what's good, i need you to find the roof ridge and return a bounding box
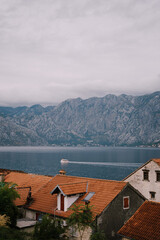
[57,174,126,184]
[9,171,53,178]
[59,181,87,186]
[31,176,56,196]
[0,168,25,173]
[123,158,160,181]
[147,200,160,205]
[123,159,153,181]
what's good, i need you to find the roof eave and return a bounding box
[51,185,66,196]
[123,159,153,181]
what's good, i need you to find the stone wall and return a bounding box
[97,185,145,240]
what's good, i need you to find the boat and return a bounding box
[60,159,69,164]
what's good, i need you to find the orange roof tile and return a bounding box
[4,172,53,206]
[52,182,87,196]
[28,174,127,218]
[118,201,160,240]
[15,188,30,206]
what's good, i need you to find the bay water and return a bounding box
[0,146,159,180]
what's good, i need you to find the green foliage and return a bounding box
[0,182,20,227]
[0,226,27,240]
[67,203,93,240]
[90,230,105,240]
[33,215,66,240]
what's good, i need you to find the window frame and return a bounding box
[142,169,149,181]
[123,196,130,210]
[155,171,160,182]
[149,191,156,200]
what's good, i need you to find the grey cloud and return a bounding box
[0,0,160,106]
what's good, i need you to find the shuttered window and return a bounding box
[123,196,129,209]
[61,194,64,211]
[143,170,149,181]
[150,191,156,199]
[156,171,160,182]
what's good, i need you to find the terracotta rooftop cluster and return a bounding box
[4,171,127,218]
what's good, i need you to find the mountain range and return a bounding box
[0,92,159,147]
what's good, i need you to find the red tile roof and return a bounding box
[15,188,30,206]
[4,171,129,219]
[4,172,53,206]
[52,182,87,195]
[28,174,127,218]
[118,201,160,240]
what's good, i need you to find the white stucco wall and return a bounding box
[25,210,36,220]
[57,193,61,210]
[57,193,80,211]
[66,195,79,210]
[124,161,160,201]
[64,196,67,211]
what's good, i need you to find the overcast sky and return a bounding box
[0,0,160,106]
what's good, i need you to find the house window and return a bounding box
[156,171,160,182]
[150,191,156,199]
[143,170,149,181]
[123,196,129,209]
[61,194,64,211]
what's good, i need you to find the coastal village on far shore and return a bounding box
[1,157,160,240]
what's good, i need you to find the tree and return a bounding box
[33,214,67,240]
[0,226,28,240]
[67,203,93,240]
[0,182,20,227]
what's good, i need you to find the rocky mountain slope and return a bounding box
[0,92,159,146]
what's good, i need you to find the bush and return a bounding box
[0,183,20,227]
[0,226,27,240]
[33,215,66,240]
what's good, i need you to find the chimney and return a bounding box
[59,169,66,175]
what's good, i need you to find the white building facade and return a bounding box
[124,159,160,202]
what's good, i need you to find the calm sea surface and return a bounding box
[0,146,159,180]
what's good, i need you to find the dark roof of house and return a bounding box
[118,201,160,240]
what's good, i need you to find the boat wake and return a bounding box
[61,160,141,168]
